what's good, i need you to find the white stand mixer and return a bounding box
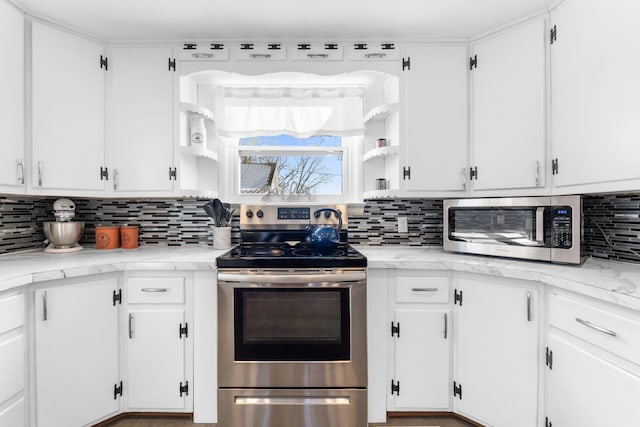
[43,198,85,253]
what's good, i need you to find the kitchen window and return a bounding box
[215,84,364,203]
[239,134,344,196]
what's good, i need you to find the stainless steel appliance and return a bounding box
[443,196,584,264]
[216,205,367,427]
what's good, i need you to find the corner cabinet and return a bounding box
[550,0,640,194]
[125,274,193,412]
[109,46,176,194]
[400,45,469,195]
[453,274,540,427]
[545,290,640,427]
[0,0,25,193]
[469,17,547,193]
[31,21,107,193]
[387,271,451,411]
[34,276,121,427]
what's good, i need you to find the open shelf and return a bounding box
[363,145,400,162]
[363,189,401,199]
[180,145,218,161]
[364,102,399,123]
[180,102,214,121]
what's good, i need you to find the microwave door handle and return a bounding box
[535,207,545,244]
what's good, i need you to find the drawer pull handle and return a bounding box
[141,288,168,293]
[575,318,617,337]
[411,287,438,292]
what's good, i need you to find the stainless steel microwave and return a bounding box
[443,196,584,264]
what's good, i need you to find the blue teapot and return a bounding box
[307,208,343,249]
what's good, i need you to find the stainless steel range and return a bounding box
[216,205,367,427]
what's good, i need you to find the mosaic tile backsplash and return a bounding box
[2,194,640,264]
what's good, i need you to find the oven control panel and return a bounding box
[241,205,346,228]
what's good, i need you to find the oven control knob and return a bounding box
[256,209,264,218]
[324,211,332,219]
[246,209,254,218]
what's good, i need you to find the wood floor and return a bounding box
[103,413,476,427]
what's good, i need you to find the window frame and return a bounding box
[219,135,363,204]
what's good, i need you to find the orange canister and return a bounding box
[120,225,139,249]
[95,226,120,249]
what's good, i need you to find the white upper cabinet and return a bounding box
[401,45,469,195]
[470,17,547,193]
[109,46,175,193]
[31,21,106,193]
[0,0,25,193]
[550,0,640,193]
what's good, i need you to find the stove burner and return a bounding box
[292,248,346,257]
[242,248,285,257]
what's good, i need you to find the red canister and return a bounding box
[95,226,120,249]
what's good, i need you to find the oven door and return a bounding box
[218,269,367,388]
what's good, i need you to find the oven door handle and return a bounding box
[218,271,366,284]
[235,396,351,405]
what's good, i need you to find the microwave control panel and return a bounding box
[551,206,573,248]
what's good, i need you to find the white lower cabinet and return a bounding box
[453,274,540,427]
[125,274,192,412]
[545,290,640,427]
[388,271,451,411]
[0,292,25,427]
[34,277,120,427]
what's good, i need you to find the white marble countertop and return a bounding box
[1,245,639,311]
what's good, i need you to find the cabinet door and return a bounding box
[31,22,106,192]
[34,278,119,427]
[110,46,175,193]
[401,45,468,193]
[0,1,25,192]
[127,309,187,410]
[546,333,640,427]
[454,276,538,427]
[550,0,640,192]
[391,308,450,410]
[471,17,546,191]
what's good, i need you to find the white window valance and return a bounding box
[215,86,364,139]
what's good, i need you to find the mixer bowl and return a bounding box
[43,221,84,248]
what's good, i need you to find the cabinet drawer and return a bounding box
[0,294,24,335]
[0,335,24,404]
[128,277,185,304]
[396,276,450,303]
[549,293,640,366]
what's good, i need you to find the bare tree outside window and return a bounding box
[240,135,342,195]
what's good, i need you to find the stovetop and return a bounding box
[216,242,367,269]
